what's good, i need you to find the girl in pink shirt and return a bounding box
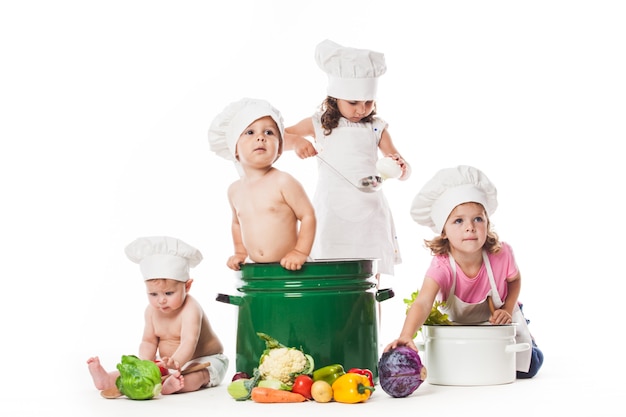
[385,165,543,379]
[426,241,518,306]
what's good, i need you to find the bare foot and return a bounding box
[161,371,184,394]
[87,356,118,390]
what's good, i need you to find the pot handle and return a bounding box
[505,342,530,353]
[215,293,244,306]
[376,288,395,302]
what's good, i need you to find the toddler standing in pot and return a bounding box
[208,98,316,271]
[385,165,543,378]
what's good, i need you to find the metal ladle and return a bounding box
[316,155,382,193]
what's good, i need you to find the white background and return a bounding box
[1,1,624,415]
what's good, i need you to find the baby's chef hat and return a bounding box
[315,39,387,101]
[208,97,284,163]
[410,165,498,234]
[125,236,203,282]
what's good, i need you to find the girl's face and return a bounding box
[236,116,281,166]
[336,99,375,122]
[442,202,489,256]
[145,279,190,313]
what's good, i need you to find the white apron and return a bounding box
[442,251,533,372]
[310,117,400,275]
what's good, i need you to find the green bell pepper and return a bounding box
[312,364,346,386]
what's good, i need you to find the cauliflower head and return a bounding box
[258,347,309,384]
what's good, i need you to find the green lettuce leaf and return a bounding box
[403,290,452,337]
[115,355,163,400]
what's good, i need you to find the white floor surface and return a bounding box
[12,299,623,417]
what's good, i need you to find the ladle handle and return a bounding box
[181,361,212,375]
[316,155,358,189]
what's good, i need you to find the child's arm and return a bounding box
[138,307,159,361]
[284,118,317,159]
[384,278,440,352]
[227,217,247,271]
[227,190,248,271]
[280,209,316,270]
[490,273,521,325]
[162,300,204,370]
[279,176,316,271]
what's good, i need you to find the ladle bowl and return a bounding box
[316,155,380,193]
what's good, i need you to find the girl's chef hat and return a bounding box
[125,236,203,282]
[315,39,387,101]
[410,165,498,234]
[208,97,284,163]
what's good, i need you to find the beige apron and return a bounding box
[442,251,533,372]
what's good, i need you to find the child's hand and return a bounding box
[489,309,513,325]
[227,253,247,271]
[383,338,418,353]
[385,153,411,180]
[280,250,308,271]
[160,357,181,371]
[293,138,318,159]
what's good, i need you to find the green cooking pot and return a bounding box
[216,259,393,381]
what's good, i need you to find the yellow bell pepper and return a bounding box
[331,372,375,403]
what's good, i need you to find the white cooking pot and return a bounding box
[416,324,530,386]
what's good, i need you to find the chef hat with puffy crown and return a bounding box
[125,236,203,282]
[315,39,387,101]
[208,97,284,164]
[410,165,498,234]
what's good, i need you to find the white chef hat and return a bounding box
[410,165,498,234]
[208,97,284,163]
[125,236,203,282]
[315,39,387,101]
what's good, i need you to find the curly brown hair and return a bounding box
[319,96,376,136]
[424,225,502,256]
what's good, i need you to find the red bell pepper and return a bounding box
[347,368,374,387]
[153,360,169,377]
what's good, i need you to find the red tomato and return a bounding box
[291,375,314,400]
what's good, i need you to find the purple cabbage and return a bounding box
[378,346,427,398]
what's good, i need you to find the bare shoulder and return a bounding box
[185,294,203,306]
[182,294,205,315]
[269,168,306,189]
[227,178,243,195]
[271,167,296,180]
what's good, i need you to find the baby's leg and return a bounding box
[161,371,184,394]
[175,368,210,393]
[86,357,119,390]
